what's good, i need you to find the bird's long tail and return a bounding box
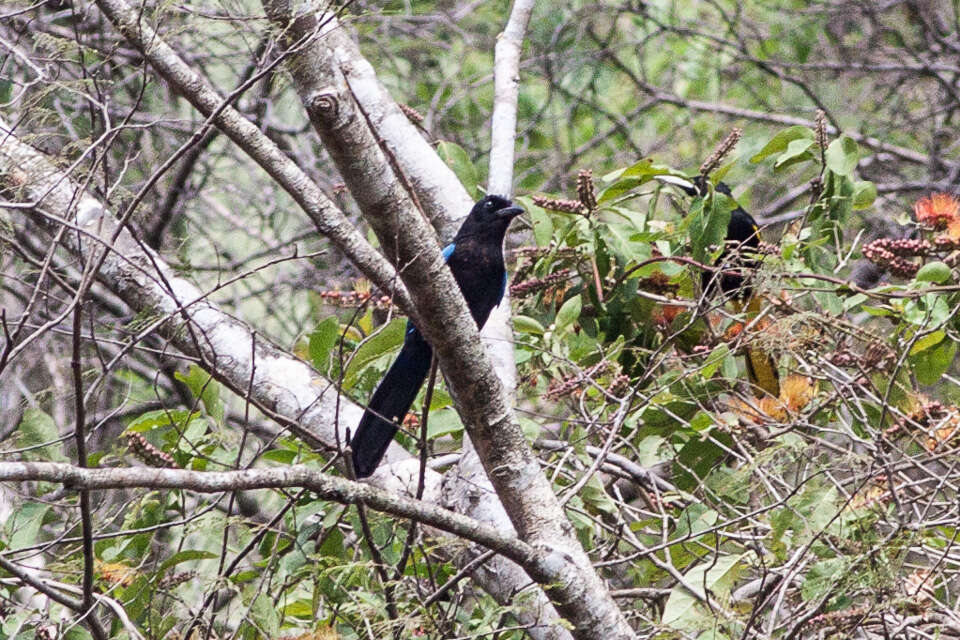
[735,297,780,398]
[351,334,433,478]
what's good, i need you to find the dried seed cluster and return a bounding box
[545,361,614,400]
[125,432,179,468]
[700,127,741,177]
[511,269,572,298]
[532,195,586,215]
[319,290,394,309]
[577,169,597,214]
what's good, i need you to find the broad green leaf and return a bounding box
[662,553,744,628]
[773,138,815,171]
[426,407,463,439]
[852,180,877,209]
[581,473,617,516]
[158,550,217,573]
[17,409,67,462]
[513,315,546,334]
[342,317,407,389]
[801,558,847,602]
[689,192,734,264]
[701,343,730,378]
[309,316,340,371]
[7,502,50,550]
[910,330,945,356]
[915,261,951,284]
[912,337,957,385]
[126,409,196,433]
[750,126,814,163]
[554,294,582,333]
[516,196,554,246]
[175,364,224,426]
[825,135,859,176]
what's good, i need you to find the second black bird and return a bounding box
[350,195,524,478]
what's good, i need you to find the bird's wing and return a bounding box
[406,243,457,337]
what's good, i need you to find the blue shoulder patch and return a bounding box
[441,243,456,262]
[499,271,507,301]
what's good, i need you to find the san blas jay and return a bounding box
[350,195,524,478]
[655,174,780,398]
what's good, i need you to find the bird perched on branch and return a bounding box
[350,195,524,478]
[655,175,780,398]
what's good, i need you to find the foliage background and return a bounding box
[2,0,960,638]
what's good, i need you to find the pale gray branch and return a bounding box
[260,2,634,636]
[488,0,535,198]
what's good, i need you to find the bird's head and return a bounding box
[455,195,524,241]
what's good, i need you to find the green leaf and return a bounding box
[437,141,479,199]
[17,409,67,462]
[581,473,617,516]
[662,553,744,628]
[262,449,298,464]
[689,192,734,264]
[912,337,957,385]
[426,407,463,439]
[7,502,50,550]
[852,180,877,209]
[554,294,582,334]
[701,343,730,378]
[910,330,945,356]
[915,261,951,284]
[528,203,554,246]
[175,364,224,425]
[342,317,407,389]
[801,558,847,602]
[158,550,217,573]
[309,316,340,371]
[825,135,859,176]
[126,409,196,433]
[750,126,814,163]
[773,138,815,172]
[513,315,545,335]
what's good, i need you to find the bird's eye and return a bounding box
[485,200,494,209]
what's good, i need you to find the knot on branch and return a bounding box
[308,91,340,122]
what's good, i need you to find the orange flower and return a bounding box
[780,375,814,412]
[947,217,960,242]
[914,193,960,228]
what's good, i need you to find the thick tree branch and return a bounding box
[318,17,474,241]
[259,3,633,637]
[318,14,568,636]
[90,0,413,314]
[0,124,627,638]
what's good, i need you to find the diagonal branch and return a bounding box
[90,0,413,314]
[259,3,633,637]
[0,122,629,638]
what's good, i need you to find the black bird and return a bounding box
[350,195,524,478]
[656,175,779,397]
[657,175,760,297]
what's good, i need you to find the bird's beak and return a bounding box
[497,206,524,219]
